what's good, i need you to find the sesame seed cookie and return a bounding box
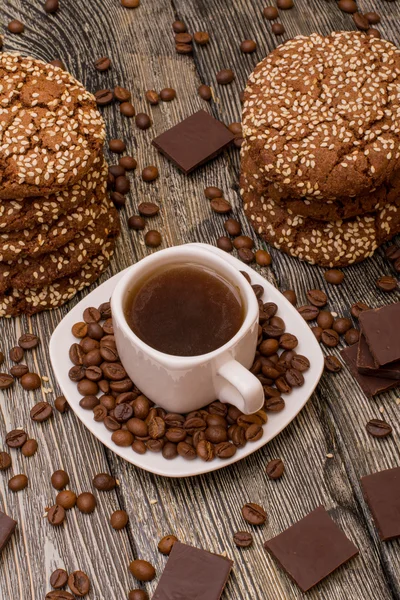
[0,156,107,233]
[0,248,114,317]
[0,180,110,262]
[0,204,120,293]
[241,147,400,221]
[0,53,105,199]
[242,32,400,201]
[241,171,400,267]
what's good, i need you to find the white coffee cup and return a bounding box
[111,244,264,415]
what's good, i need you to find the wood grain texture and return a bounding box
[1,0,400,598]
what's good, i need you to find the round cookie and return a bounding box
[241,146,400,221]
[242,32,400,201]
[0,53,105,199]
[0,181,110,262]
[0,156,107,233]
[0,204,120,293]
[0,248,114,317]
[241,172,400,267]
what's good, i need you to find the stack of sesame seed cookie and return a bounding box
[241,32,400,267]
[0,53,120,317]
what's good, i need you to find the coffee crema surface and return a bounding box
[125,263,244,356]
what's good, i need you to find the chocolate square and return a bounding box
[357,334,400,380]
[152,110,234,174]
[264,506,359,592]
[0,511,17,552]
[359,303,400,366]
[361,467,400,541]
[341,344,398,397]
[152,542,233,600]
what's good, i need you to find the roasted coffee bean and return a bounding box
[102,363,127,381]
[50,569,68,589]
[321,329,339,348]
[128,215,146,230]
[6,429,27,448]
[317,310,334,330]
[365,419,392,438]
[132,439,147,454]
[215,441,237,458]
[0,351,4,366]
[8,20,25,33]
[162,442,178,459]
[266,458,284,479]
[121,0,140,7]
[233,235,254,250]
[285,368,304,387]
[104,415,121,431]
[255,249,271,267]
[46,591,74,599]
[252,285,264,299]
[119,156,137,171]
[0,373,14,389]
[233,531,253,547]
[279,333,298,350]
[69,343,85,365]
[175,32,192,44]
[263,6,278,19]
[145,89,160,105]
[353,12,369,30]
[44,0,59,13]
[56,490,77,510]
[272,22,285,35]
[324,356,342,373]
[264,397,285,415]
[158,534,178,555]
[338,0,357,12]
[147,416,165,439]
[68,571,90,597]
[76,492,96,514]
[350,302,370,318]
[51,470,69,490]
[177,441,197,460]
[138,202,159,217]
[109,139,126,154]
[112,429,134,446]
[114,403,134,422]
[49,59,66,69]
[114,85,131,102]
[172,19,186,32]
[345,328,360,345]
[132,396,151,419]
[47,505,66,527]
[311,326,323,342]
[21,372,41,391]
[77,379,98,396]
[81,336,100,351]
[85,365,103,381]
[259,339,279,357]
[115,175,130,195]
[93,405,107,422]
[93,473,116,491]
[385,245,400,261]
[10,346,24,362]
[145,230,162,247]
[298,305,319,321]
[10,364,29,378]
[95,56,111,71]
[240,39,257,53]
[0,451,11,470]
[263,316,285,338]
[376,275,397,292]
[98,380,110,393]
[126,418,148,437]
[8,474,28,492]
[18,333,40,350]
[216,69,235,84]
[142,166,159,182]
[224,218,242,236]
[196,439,215,461]
[160,87,176,102]
[129,559,156,582]
[238,248,255,263]
[120,102,135,117]
[205,425,228,444]
[275,376,292,394]
[72,322,88,338]
[193,31,210,45]
[242,502,267,525]
[333,317,352,335]
[69,366,86,382]
[111,193,126,208]
[54,396,69,413]
[109,164,125,178]
[365,11,380,24]
[210,198,232,214]
[228,424,246,447]
[176,43,193,54]
[198,84,212,100]
[30,402,53,422]
[277,0,293,7]
[245,424,263,442]
[135,113,152,129]
[110,509,129,530]
[204,186,223,199]
[217,236,233,252]
[95,88,113,106]
[306,289,327,307]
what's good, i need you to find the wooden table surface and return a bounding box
[1,0,400,598]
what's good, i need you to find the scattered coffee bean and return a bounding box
[175,32,192,44]
[72,322,88,338]
[0,351,4,365]
[128,215,145,230]
[176,43,193,55]
[129,591,148,600]
[290,355,310,372]
[56,490,77,510]
[353,12,370,30]
[68,571,91,597]
[8,20,25,33]
[121,0,140,6]
[46,591,74,599]
[135,113,152,129]
[114,86,131,102]
[93,473,116,491]
[95,56,111,71]
[365,11,380,24]
[6,429,27,448]
[277,0,294,7]
[95,89,113,106]
[216,69,235,84]
[158,534,179,555]
[376,275,397,292]
[51,470,69,490]
[160,88,176,102]
[306,289,327,308]
[10,346,24,363]
[263,6,278,19]
[129,559,156,582]
[233,236,254,250]
[120,102,135,117]
[138,202,159,217]
[350,301,370,318]
[109,164,125,178]
[21,438,38,457]
[242,502,267,525]
[217,237,233,252]
[110,509,129,530]
[338,0,357,12]
[10,364,29,378]
[18,333,39,350]
[204,186,223,199]
[332,317,352,335]
[210,198,232,214]
[145,90,160,105]
[345,328,360,345]
[367,29,381,38]
[198,84,212,100]
[142,166,159,182]
[317,310,334,330]
[172,20,186,33]
[194,31,210,45]
[266,458,284,479]
[0,451,12,470]
[145,230,162,247]
[224,218,241,236]
[30,402,53,422]
[8,474,28,492]
[298,305,319,321]
[119,156,137,171]
[49,59,65,69]
[47,504,66,527]
[321,329,340,348]
[109,139,126,153]
[50,569,69,590]
[233,531,253,548]
[272,22,285,35]
[111,192,126,208]
[238,248,255,263]
[365,419,392,438]
[240,40,257,53]
[21,372,41,390]
[324,356,342,373]
[282,290,297,305]
[255,249,271,266]
[44,0,59,13]
[55,396,69,413]
[76,492,97,514]
[323,269,343,285]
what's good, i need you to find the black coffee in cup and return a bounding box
[124,263,244,356]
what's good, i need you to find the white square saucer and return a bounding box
[50,244,324,478]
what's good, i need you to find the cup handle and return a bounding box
[216,360,264,415]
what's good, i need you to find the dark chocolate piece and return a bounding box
[152,110,234,174]
[361,467,400,541]
[0,511,17,552]
[359,303,400,366]
[153,541,233,600]
[340,344,398,397]
[357,334,400,380]
[264,506,359,592]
